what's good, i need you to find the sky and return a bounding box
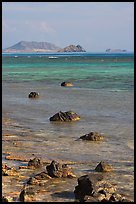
[2,2,134,52]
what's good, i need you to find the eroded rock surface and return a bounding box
[49,111,80,122]
[80,131,104,141]
[74,173,130,202]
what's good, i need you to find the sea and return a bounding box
[2,52,134,201]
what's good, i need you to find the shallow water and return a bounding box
[2,53,134,201]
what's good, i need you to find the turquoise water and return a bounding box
[2,52,134,90]
[2,52,134,201]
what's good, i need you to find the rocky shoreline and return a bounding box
[2,117,134,202]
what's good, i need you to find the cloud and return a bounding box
[3,18,56,35]
[2,20,17,32]
[33,21,56,34]
[2,2,134,51]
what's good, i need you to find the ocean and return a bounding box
[2,52,134,201]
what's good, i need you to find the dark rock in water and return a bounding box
[46,160,76,178]
[74,173,103,201]
[49,111,80,122]
[73,173,129,202]
[28,92,39,99]
[27,157,43,169]
[80,131,104,141]
[46,160,63,178]
[61,81,73,87]
[74,172,130,202]
[95,161,113,172]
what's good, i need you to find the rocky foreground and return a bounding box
[2,117,134,202]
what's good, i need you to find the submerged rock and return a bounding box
[49,111,80,122]
[95,161,113,172]
[28,92,39,99]
[80,131,104,141]
[61,81,73,87]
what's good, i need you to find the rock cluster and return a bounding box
[26,160,76,186]
[74,173,129,202]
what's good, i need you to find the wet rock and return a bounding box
[46,160,76,178]
[74,173,118,202]
[49,111,80,122]
[28,92,39,99]
[109,193,126,202]
[28,157,43,169]
[27,172,52,185]
[95,161,113,172]
[61,81,73,87]
[2,163,19,176]
[80,131,104,141]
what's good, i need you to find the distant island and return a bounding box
[105,48,127,53]
[2,41,61,53]
[2,41,86,53]
[58,44,86,52]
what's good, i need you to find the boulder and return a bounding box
[80,131,104,141]
[74,173,130,202]
[74,173,117,202]
[28,92,39,99]
[95,161,113,172]
[49,111,80,122]
[46,160,76,178]
[61,81,73,87]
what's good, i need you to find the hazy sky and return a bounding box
[2,2,134,51]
